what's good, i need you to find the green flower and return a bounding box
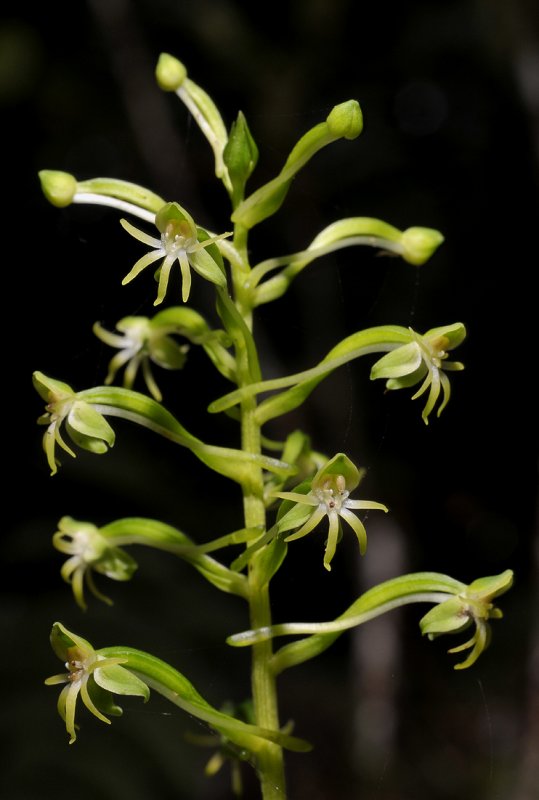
[120,201,230,304]
[273,453,387,571]
[93,315,189,402]
[44,622,149,744]
[53,517,137,610]
[33,372,115,475]
[370,322,465,423]
[420,569,513,669]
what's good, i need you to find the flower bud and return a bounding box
[38,170,77,207]
[223,111,259,206]
[155,52,187,91]
[400,226,444,265]
[326,100,363,140]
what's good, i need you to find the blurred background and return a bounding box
[2,1,538,798]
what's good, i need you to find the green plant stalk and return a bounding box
[234,226,286,799]
[243,399,285,799]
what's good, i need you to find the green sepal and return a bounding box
[467,569,514,600]
[312,453,361,492]
[64,401,116,453]
[419,597,469,637]
[33,371,73,403]
[191,228,227,288]
[87,680,124,717]
[155,200,187,231]
[92,663,150,701]
[425,322,467,350]
[370,342,421,381]
[50,621,93,662]
[149,334,188,370]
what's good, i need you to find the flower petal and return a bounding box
[178,251,192,303]
[323,511,341,570]
[120,217,161,248]
[284,506,326,542]
[122,249,164,285]
[339,507,368,556]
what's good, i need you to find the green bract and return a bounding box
[273,453,387,571]
[120,201,230,304]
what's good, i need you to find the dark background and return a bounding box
[2,1,538,799]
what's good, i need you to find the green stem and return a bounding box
[232,222,286,798]
[242,396,286,799]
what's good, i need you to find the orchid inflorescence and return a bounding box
[36,51,512,800]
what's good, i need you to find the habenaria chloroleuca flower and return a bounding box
[120,201,231,305]
[273,453,387,570]
[370,322,465,423]
[33,372,115,475]
[53,517,137,610]
[93,315,189,402]
[420,569,513,669]
[45,622,149,744]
